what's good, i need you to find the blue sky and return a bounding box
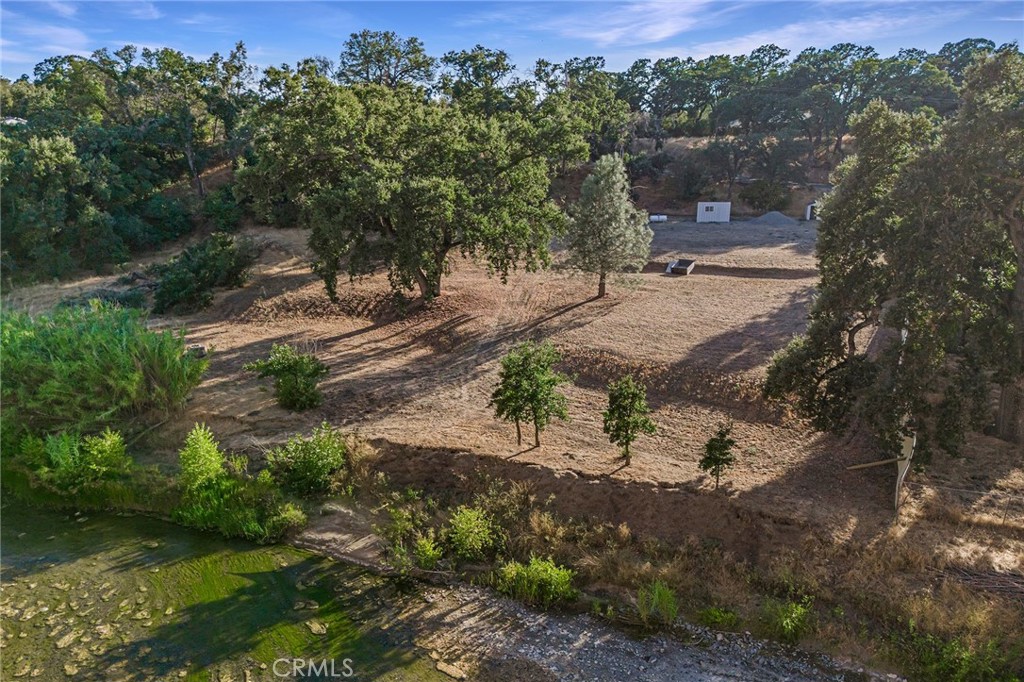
[2,1,1021,79]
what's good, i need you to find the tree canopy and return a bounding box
[603,375,656,464]
[238,62,587,300]
[765,49,1024,452]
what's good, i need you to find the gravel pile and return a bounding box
[748,211,800,227]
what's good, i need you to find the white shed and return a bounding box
[696,202,731,223]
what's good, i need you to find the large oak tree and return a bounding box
[765,49,1024,452]
[239,63,585,300]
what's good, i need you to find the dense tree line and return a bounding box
[1,43,254,278]
[4,31,1020,448]
[3,32,1011,284]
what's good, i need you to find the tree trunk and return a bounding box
[999,210,1024,444]
[413,268,440,300]
[623,442,630,466]
[534,421,541,448]
[998,378,1024,444]
[515,420,522,446]
[598,271,607,298]
[184,142,206,198]
[715,471,720,490]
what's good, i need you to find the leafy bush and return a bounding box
[762,596,814,644]
[698,606,740,630]
[895,622,1018,682]
[446,505,498,563]
[178,424,225,492]
[413,532,444,570]
[495,557,578,609]
[739,180,790,212]
[244,344,329,411]
[202,185,244,232]
[0,303,207,450]
[638,579,679,627]
[266,423,347,496]
[174,471,306,543]
[41,429,132,489]
[58,288,147,310]
[174,424,306,542]
[152,233,259,314]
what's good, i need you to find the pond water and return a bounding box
[0,505,444,681]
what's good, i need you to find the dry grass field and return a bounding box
[6,212,1023,670]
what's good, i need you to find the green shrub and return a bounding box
[266,423,347,496]
[0,303,207,450]
[762,596,813,644]
[58,288,148,310]
[17,435,48,469]
[202,185,244,232]
[447,505,498,563]
[174,425,306,543]
[739,180,790,212]
[173,472,305,543]
[413,531,444,570]
[79,429,131,480]
[178,424,225,492]
[152,233,259,314]
[495,557,578,609]
[698,606,740,630]
[895,623,1018,682]
[138,195,193,245]
[637,579,679,627]
[244,344,329,411]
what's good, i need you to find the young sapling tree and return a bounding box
[603,375,656,465]
[700,422,737,489]
[491,341,569,447]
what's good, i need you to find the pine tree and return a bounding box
[565,153,653,297]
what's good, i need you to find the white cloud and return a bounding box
[177,12,233,33]
[179,12,215,26]
[45,1,78,19]
[543,1,720,48]
[674,8,968,59]
[15,22,92,56]
[123,2,162,20]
